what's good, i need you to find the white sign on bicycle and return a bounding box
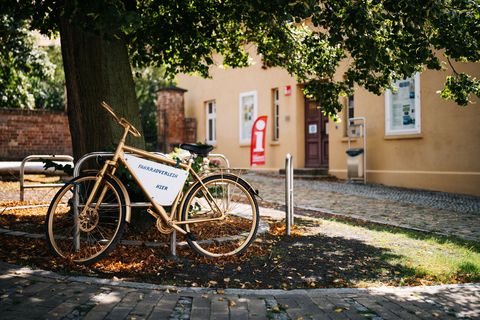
[124,154,188,205]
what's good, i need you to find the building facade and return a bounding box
[177,53,480,196]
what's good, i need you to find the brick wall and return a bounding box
[156,86,197,152]
[0,109,72,160]
[184,118,197,143]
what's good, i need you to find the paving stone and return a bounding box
[311,294,357,319]
[21,281,55,296]
[103,290,143,320]
[128,290,164,318]
[275,294,331,320]
[147,294,178,319]
[417,294,472,319]
[354,295,404,320]
[226,296,248,320]
[190,295,211,320]
[283,296,326,320]
[1,305,53,320]
[44,284,99,319]
[244,296,267,320]
[383,295,441,320]
[373,297,422,320]
[83,290,128,320]
[210,296,229,320]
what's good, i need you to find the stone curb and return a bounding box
[2,260,478,297]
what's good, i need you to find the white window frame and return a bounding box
[272,88,280,142]
[239,91,258,144]
[385,73,421,136]
[205,100,216,144]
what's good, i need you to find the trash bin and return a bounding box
[346,148,364,179]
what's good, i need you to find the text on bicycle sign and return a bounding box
[124,154,188,205]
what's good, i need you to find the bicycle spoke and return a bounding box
[182,174,259,257]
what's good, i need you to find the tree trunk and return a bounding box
[59,19,144,161]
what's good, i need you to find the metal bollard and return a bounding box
[285,154,294,235]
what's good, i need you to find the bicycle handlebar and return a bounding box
[100,101,142,138]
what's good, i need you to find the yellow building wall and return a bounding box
[329,61,480,196]
[178,56,480,196]
[177,59,304,170]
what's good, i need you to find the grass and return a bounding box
[298,216,480,285]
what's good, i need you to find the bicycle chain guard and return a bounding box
[156,218,173,234]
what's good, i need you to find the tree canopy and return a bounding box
[4,0,479,115]
[0,14,64,109]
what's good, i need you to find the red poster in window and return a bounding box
[250,116,268,166]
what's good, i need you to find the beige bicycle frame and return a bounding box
[80,125,225,237]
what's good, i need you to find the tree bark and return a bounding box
[59,19,144,161]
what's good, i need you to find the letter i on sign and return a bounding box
[250,116,267,166]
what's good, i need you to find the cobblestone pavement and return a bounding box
[245,174,480,242]
[1,261,478,320]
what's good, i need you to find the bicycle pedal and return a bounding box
[186,232,197,241]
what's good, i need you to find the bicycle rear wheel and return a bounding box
[45,174,126,264]
[181,174,259,257]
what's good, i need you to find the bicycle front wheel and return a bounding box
[181,174,259,258]
[45,174,126,264]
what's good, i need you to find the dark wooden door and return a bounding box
[305,100,329,168]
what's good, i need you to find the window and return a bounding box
[348,92,354,120]
[239,91,257,144]
[205,100,216,144]
[272,88,280,141]
[385,73,421,135]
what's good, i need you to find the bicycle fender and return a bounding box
[204,172,261,199]
[179,173,261,216]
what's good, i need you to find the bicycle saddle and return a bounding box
[179,143,214,157]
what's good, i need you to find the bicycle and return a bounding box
[45,101,259,264]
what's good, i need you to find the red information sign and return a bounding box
[250,116,268,166]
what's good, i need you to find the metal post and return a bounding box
[170,230,177,257]
[285,154,294,235]
[73,183,80,251]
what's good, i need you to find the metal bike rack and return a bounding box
[208,154,230,169]
[285,154,294,235]
[20,154,74,201]
[73,151,231,256]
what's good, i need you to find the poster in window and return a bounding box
[390,78,416,131]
